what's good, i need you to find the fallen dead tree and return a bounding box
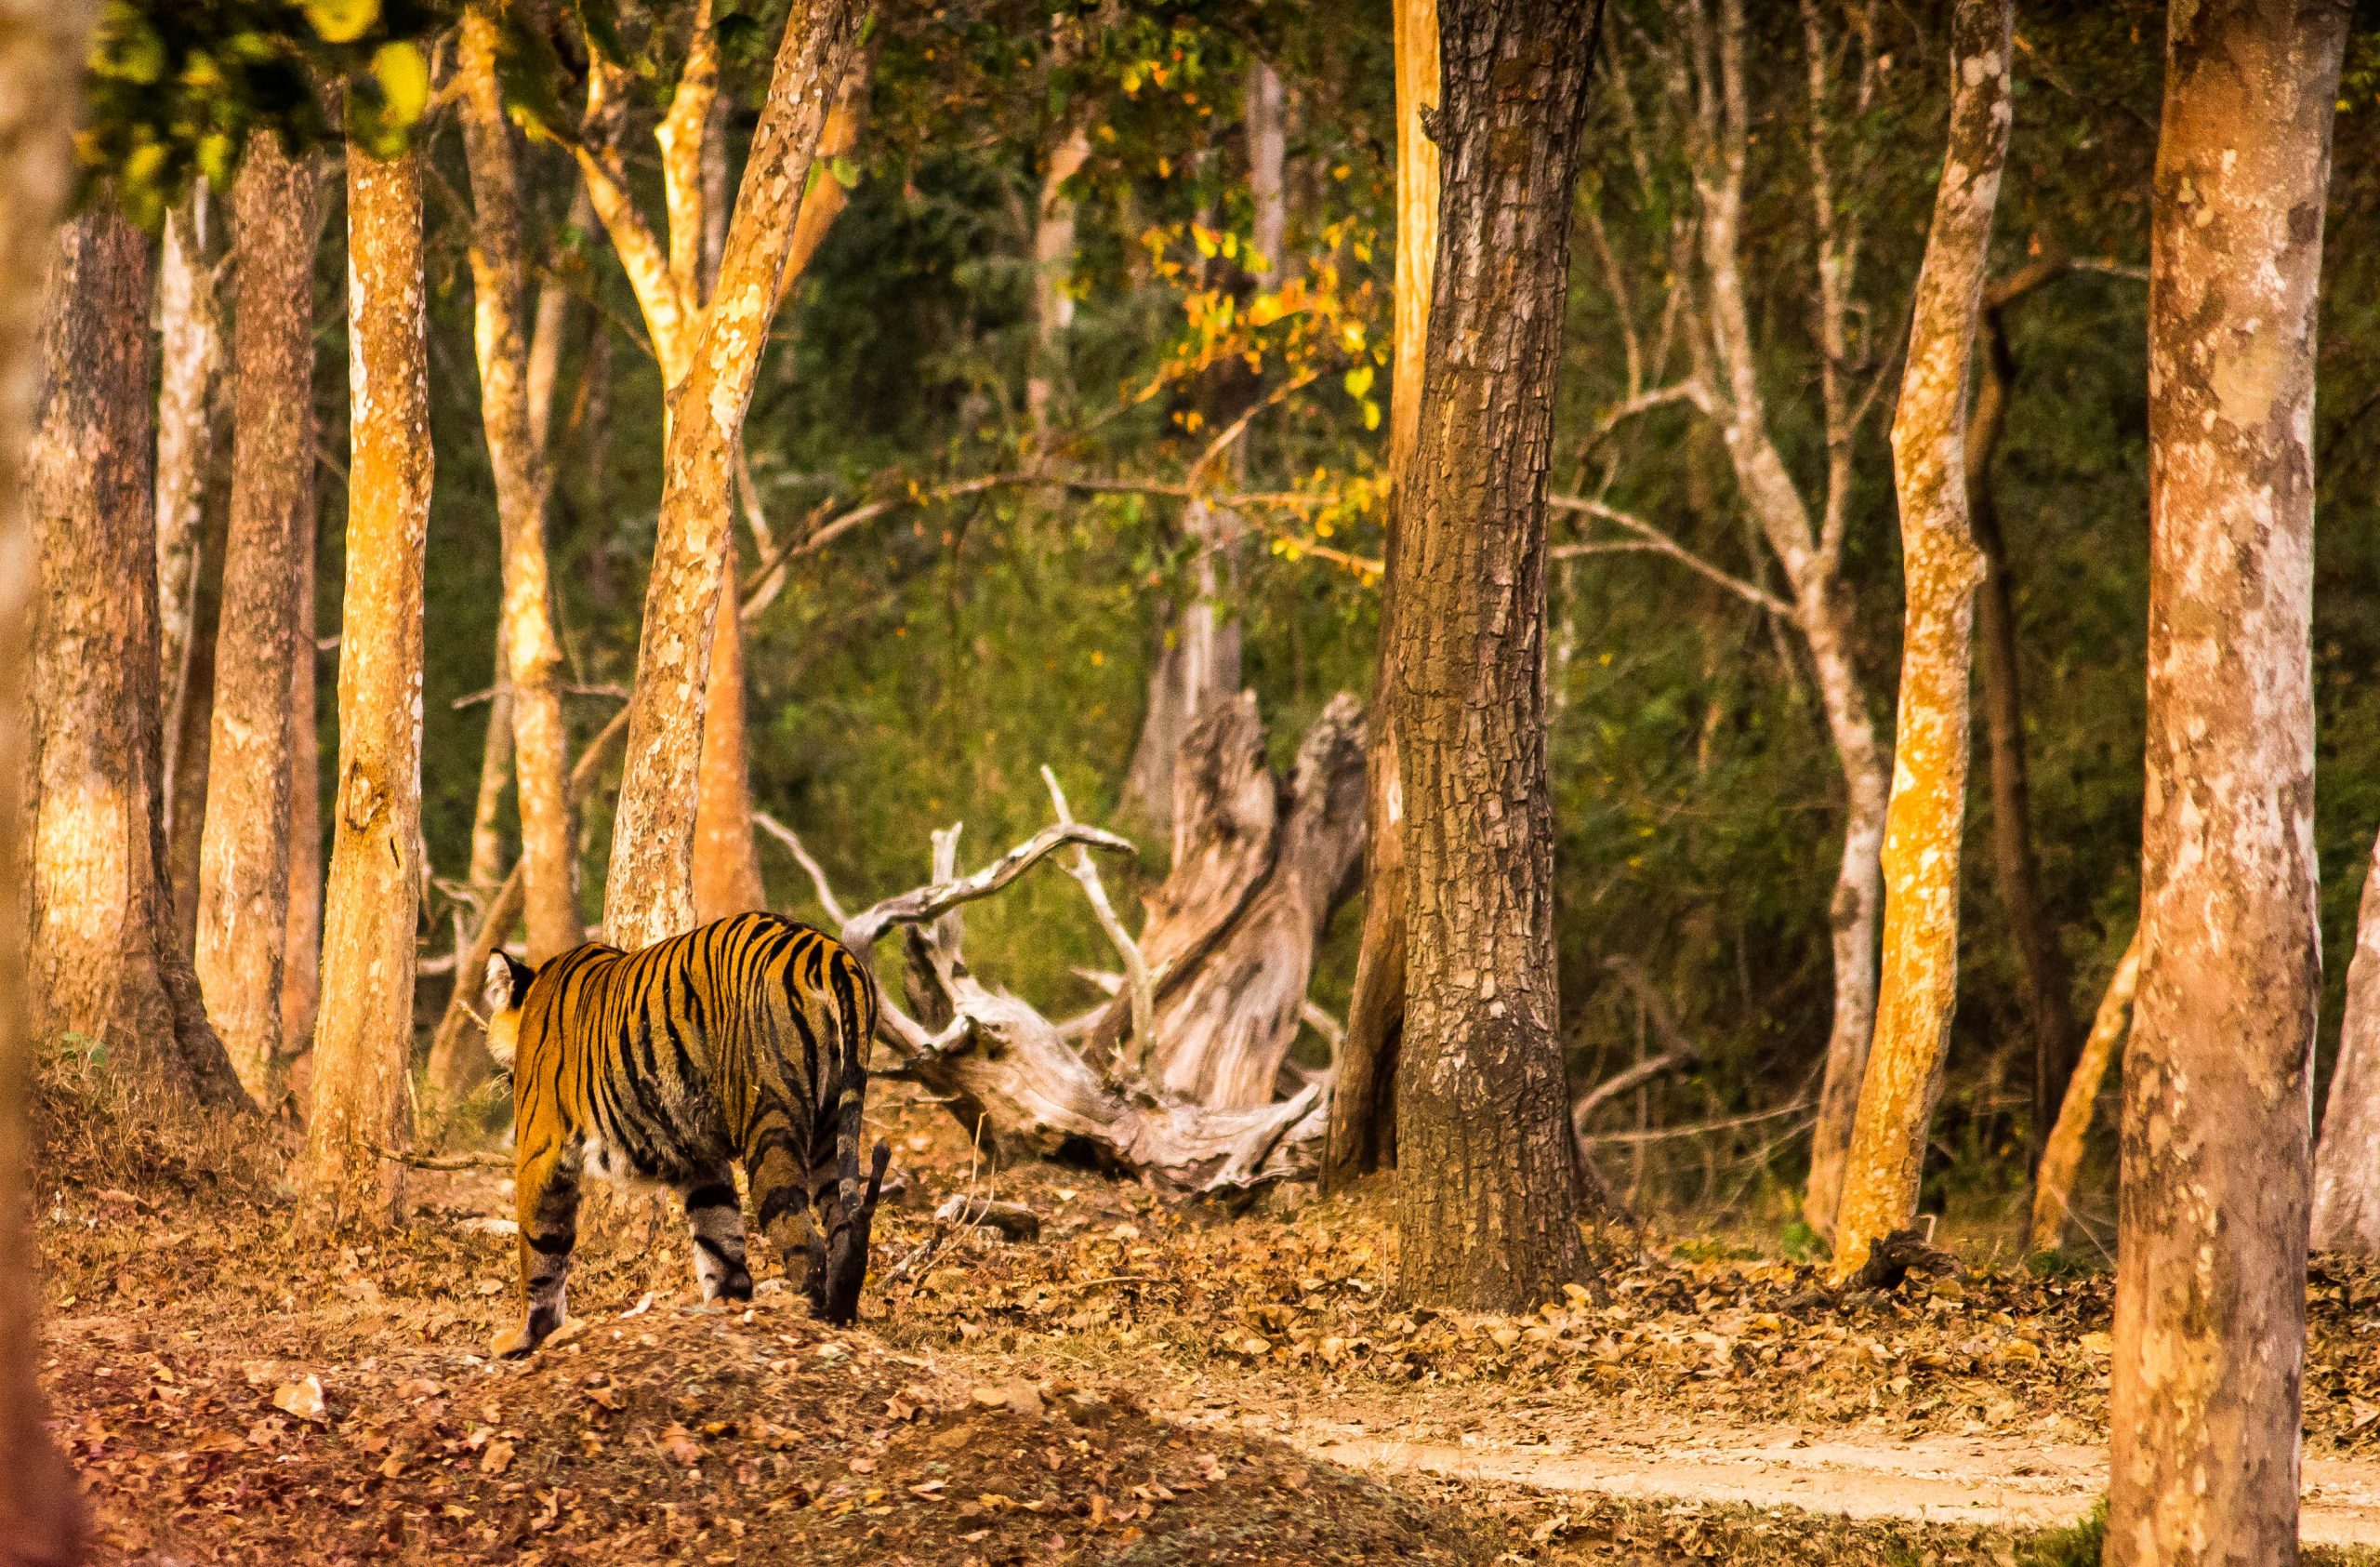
[767,692,1365,1195]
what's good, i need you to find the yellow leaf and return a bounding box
[304,0,379,44]
[372,42,430,129]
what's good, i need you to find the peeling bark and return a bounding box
[155,189,221,830]
[1831,0,2011,1282]
[1,6,98,1557]
[602,0,868,951]
[305,146,432,1230]
[27,208,245,1109]
[2109,5,2345,1561]
[2027,924,2139,1254]
[461,7,580,963]
[1323,0,1435,1193]
[1388,0,1603,1310]
[197,135,320,1099]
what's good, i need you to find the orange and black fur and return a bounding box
[480,911,890,1355]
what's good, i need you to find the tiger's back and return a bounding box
[483,911,890,1354]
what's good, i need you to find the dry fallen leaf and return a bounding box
[481,1439,515,1475]
[659,1423,702,1466]
[271,1376,327,1425]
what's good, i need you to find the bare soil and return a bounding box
[32,1061,2380,1563]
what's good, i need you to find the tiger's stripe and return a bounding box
[482,911,890,1356]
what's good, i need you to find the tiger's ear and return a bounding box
[483,952,533,1018]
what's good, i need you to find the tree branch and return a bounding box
[750,810,852,928]
[1547,494,1792,617]
[840,822,1135,957]
[1041,766,1155,1068]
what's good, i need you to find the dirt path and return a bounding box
[1289,1421,2380,1547]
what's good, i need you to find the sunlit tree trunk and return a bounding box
[196,136,318,1099]
[1830,0,2011,1281]
[282,492,322,1069]
[154,188,220,836]
[2314,835,2380,1253]
[304,146,431,1229]
[1,7,97,1557]
[602,0,868,951]
[2027,924,2139,1253]
[1391,0,1602,1311]
[460,7,579,963]
[27,208,246,1109]
[693,536,766,920]
[2109,5,2344,1560]
[1322,0,1435,1193]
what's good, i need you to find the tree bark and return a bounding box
[693,534,766,919]
[1829,0,2011,1282]
[197,135,319,1100]
[1026,119,1091,431]
[1121,498,1243,834]
[1,6,97,1558]
[1247,61,1288,272]
[2315,832,2380,1253]
[282,488,322,1069]
[1968,300,2082,1174]
[2109,6,2345,1561]
[304,145,432,1230]
[460,7,580,963]
[465,638,511,895]
[602,0,868,951]
[27,208,246,1109]
[1322,0,1436,1194]
[2027,923,2140,1254]
[1388,0,1602,1312]
[155,188,220,835]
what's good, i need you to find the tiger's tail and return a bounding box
[813,948,889,1325]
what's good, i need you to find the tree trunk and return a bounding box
[2028,924,2139,1254]
[2109,6,2344,1561]
[465,640,511,895]
[1,7,97,1558]
[282,490,322,1069]
[1388,0,1602,1312]
[1026,121,1091,431]
[1122,694,1365,1106]
[693,535,765,920]
[460,7,580,963]
[602,0,867,952]
[155,188,220,835]
[304,145,432,1230]
[1247,61,1288,271]
[1322,0,1436,1193]
[1829,0,2011,1281]
[1968,301,2082,1175]
[2314,833,2380,1253]
[165,462,226,955]
[26,208,246,1108]
[1121,499,1243,834]
[197,135,318,1099]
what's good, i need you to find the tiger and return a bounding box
[479,910,892,1356]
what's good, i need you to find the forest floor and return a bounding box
[33,1056,2380,1565]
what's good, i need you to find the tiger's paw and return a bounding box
[492,1312,584,1359]
[491,1321,542,1359]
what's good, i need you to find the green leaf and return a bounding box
[829,154,860,191]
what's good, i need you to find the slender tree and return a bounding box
[154,187,221,830]
[1390,0,1604,1310]
[600,0,867,950]
[1323,0,1436,1191]
[27,208,246,1108]
[459,7,579,963]
[1831,0,2013,1280]
[282,483,322,1067]
[2028,925,2140,1253]
[195,134,319,1097]
[304,143,431,1228]
[2314,838,2380,1252]
[2109,3,2346,1560]
[2,7,99,1558]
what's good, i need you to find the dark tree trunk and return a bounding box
[2109,4,2346,1561]
[27,208,246,1109]
[1967,302,2082,1175]
[1387,0,1603,1311]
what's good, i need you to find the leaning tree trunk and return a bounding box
[1,6,98,1559]
[2109,6,2344,1563]
[155,188,220,832]
[26,208,246,1109]
[2027,924,2140,1254]
[1388,0,1602,1312]
[1323,0,1436,1193]
[304,145,432,1230]
[196,135,318,1099]
[460,7,580,963]
[1830,0,2012,1282]
[602,0,866,951]
[2315,832,2380,1253]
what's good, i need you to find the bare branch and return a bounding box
[1041,766,1155,1066]
[1548,494,1793,617]
[751,810,852,928]
[840,822,1135,957]
[1571,1052,1693,1133]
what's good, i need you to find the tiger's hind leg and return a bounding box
[681,1168,752,1304]
[495,1142,582,1358]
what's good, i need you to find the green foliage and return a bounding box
[2019,1500,2105,1567]
[80,0,451,223]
